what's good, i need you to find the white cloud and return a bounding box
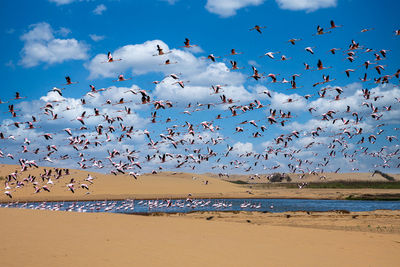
[1,84,150,170]
[85,39,253,102]
[154,82,253,104]
[307,83,400,125]
[84,40,205,79]
[233,142,255,155]
[86,40,170,78]
[48,0,75,5]
[275,0,337,12]
[20,22,88,67]
[269,90,308,111]
[93,4,107,15]
[21,22,54,42]
[247,60,260,67]
[57,27,71,37]
[161,0,179,4]
[205,0,265,17]
[89,34,105,42]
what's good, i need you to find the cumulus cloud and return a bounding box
[275,0,337,12]
[0,83,151,170]
[93,4,107,15]
[233,142,255,155]
[48,0,75,5]
[307,83,400,125]
[160,0,179,4]
[86,40,170,78]
[205,0,265,17]
[86,39,254,103]
[20,22,88,67]
[89,34,105,42]
[57,27,71,37]
[154,82,253,104]
[86,40,207,79]
[268,90,308,111]
[35,85,147,126]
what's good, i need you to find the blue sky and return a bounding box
[0,0,399,174]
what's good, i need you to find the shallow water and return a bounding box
[1,198,400,214]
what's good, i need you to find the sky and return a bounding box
[0,0,399,175]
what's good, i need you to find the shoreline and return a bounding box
[2,192,400,203]
[2,194,400,204]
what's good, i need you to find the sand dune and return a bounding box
[1,164,400,202]
[221,172,400,183]
[0,164,251,202]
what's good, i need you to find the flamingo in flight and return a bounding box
[261,51,280,59]
[205,54,220,62]
[172,80,189,88]
[160,59,178,65]
[113,74,132,82]
[314,25,331,35]
[329,20,342,29]
[361,28,374,33]
[103,52,122,63]
[250,25,266,34]
[182,38,198,48]
[315,59,332,71]
[49,87,64,96]
[288,38,301,45]
[249,66,262,81]
[153,44,171,56]
[226,49,243,56]
[13,92,26,100]
[305,47,315,54]
[230,61,243,70]
[65,76,78,85]
[88,84,107,94]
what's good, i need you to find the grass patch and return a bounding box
[229,180,249,185]
[373,170,395,182]
[303,181,400,189]
[240,181,400,189]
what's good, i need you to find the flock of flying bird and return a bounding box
[1,20,400,197]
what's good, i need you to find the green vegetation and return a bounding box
[373,170,395,182]
[301,181,400,189]
[268,173,292,183]
[229,180,249,185]
[228,181,400,189]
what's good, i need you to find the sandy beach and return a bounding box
[1,208,400,267]
[1,165,400,266]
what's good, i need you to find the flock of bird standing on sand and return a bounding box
[1,21,400,198]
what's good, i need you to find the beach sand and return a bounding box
[1,165,400,266]
[1,208,400,267]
